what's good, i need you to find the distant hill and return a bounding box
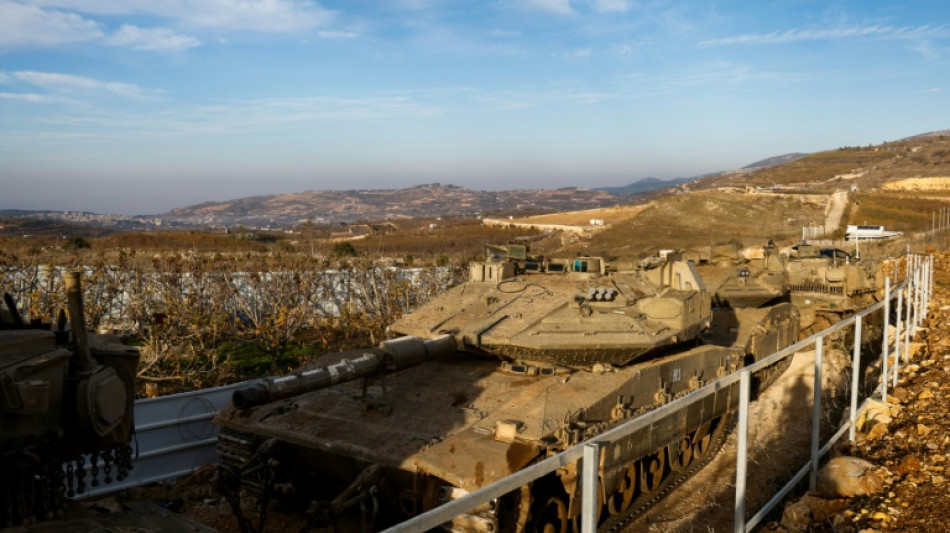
[595,177,693,196]
[161,183,623,226]
[741,153,809,170]
[900,129,950,141]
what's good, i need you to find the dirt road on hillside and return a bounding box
[825,190,849,235]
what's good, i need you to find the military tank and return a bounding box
[215,246,799,532]
[0,272,139,527]
[689,242,787,309]
[786,244,883,334]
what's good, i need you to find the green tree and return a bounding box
[332,241,358,257]
[63,235,91,250]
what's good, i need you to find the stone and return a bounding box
[865,422,889,441]
[910,341,926,358]
[816,457,885,498]
[893,455,922,477]
[917,423,934,436]
[780,495,849,533]
[918,389,935,400]
[890,388,912,403]
[857,400,893,430]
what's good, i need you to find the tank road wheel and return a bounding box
[668,437,693,472]
[692,421,713,460]
[536,495,571,533]
[607,463,637,516]
[639,449,666,493]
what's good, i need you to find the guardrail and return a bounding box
[383,253,933,533]
[71,379,261,499]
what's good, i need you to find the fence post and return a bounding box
[734,370,751,533]
[582,442,600,533]
[850,315,863,443]
[905,278,914,363]
[927,255,934,318]
[918,257,924,325]
[911,266,919,336]
[893,287,903,387]
[881,278,890,401]
[810,336,823,490]
[922,257,927,318]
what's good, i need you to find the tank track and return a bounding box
[597,413,732,532]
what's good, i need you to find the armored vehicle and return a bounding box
[690,242,787,308]
[0,273,139,527]
[215,246,799,532]
[787,244,883,333]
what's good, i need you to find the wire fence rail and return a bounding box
[382,252,933,533]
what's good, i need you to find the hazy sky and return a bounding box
[2,1,949,215]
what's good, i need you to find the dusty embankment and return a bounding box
[623,346,854,533]
[760,251,950,533]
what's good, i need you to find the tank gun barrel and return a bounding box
[64,271,96,374]
[232,334,456,409]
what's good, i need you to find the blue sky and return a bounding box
[1,1,949,214]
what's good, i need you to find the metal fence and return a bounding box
[383,252,933,533]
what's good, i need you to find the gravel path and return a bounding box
[825,190,849,235]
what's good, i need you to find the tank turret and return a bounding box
[787,244,882,332]
[691,242,788,308]
[215,246,799,532]
[387,248,711,368]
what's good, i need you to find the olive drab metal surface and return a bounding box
[0,273,139,527]
[214,246,800,532]
[690,242,788,309]
[787,244,883,332]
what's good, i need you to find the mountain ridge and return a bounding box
[161,183,623,226]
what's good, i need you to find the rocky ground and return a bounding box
[765,250,950,533]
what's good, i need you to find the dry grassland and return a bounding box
[571,191,828,261]
[507,203,652,226]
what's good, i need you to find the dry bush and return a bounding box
[0,248,462,393]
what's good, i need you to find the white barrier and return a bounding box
[70,379,261,499]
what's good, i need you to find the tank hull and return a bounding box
[215,303,800,530]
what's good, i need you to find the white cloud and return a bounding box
[318,29,360,40]
[609,42,642,58]
[0,91,60,102]
[0,1,104,48]
[524,0,572,15]
[699,24,950,47]
[593,0,629,13]
[105,25,201,51]
[12,71,160,99]
[30,0,335,33]
[562,48,592,60]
